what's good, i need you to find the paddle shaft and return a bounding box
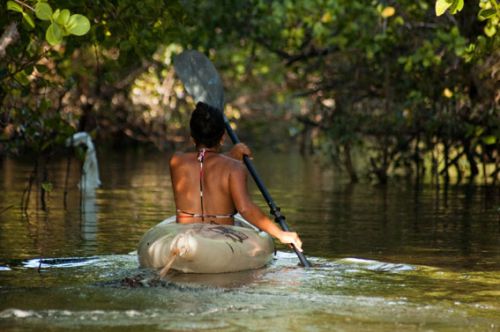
[223,118,311,267]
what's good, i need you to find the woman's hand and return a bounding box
[276,231,303,252]
[228,143,252,161]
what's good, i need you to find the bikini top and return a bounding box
[176,148,236,222]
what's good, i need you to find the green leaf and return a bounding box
[403,58,413,72]
[55,9,70,26]
[478,8,497,21]
[14,70,30,86]
[448,0,464,15]
[35,2,53,21]
[35,64,49,73]
[66,14,91,36]
[482,135,497,145]
[39,98,51,112]
[484,23,497,37]
[25,65,34,75]
[52,8,60,21]
[119,40,131,51]
[22,12,35,30]
[7,0,23,13]
[41,182,53,192]
[46,23,63,45]
[435,0,452,16]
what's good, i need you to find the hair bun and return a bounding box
[190,102,225,148]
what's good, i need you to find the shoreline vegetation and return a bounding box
[1,1,498,208]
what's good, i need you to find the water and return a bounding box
[0,148,499,331]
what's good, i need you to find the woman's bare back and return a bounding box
[170,151,245,225]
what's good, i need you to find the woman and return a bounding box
[169,102,303,251]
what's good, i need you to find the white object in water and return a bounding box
[66,132,101,191]
[137,215,275,274]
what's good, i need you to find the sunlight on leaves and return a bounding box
[35,2,53,21]
[442,88,453,98]
[435,0,452,16]
[66,14,90,36]
[22,12,35,30]
[381,6,396,18]
[7,1,23,13]
[46,22,63,46]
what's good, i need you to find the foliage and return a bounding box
[6,0,90,45]
[221,0,499,183]
[1,0,190,154]
[1,0,191,208]
[436,0,499,37]
[0,0,498,186]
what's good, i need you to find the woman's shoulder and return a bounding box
[216,154,246,174]
[169,151,195,166]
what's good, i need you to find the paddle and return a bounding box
[173,50,311,267]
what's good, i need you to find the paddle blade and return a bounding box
[173,50,224,111]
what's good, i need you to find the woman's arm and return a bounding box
[229,165,303,251]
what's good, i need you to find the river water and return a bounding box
[0,148,499,331]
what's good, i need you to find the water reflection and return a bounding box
[81,191,98,244]
[0,149,499,331]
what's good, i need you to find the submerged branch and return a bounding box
[0,205,14,215]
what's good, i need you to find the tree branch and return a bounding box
[13,0,34,11]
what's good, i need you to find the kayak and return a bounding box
[137,215,275,274]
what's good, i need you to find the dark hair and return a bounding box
[190,102,225,148]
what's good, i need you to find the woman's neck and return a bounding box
[196,146,219,153]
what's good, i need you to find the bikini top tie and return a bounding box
[176,148,236,222]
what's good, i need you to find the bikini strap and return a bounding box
[176,148,236,222]
[197,148,207,222]
[176,209,236,219]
